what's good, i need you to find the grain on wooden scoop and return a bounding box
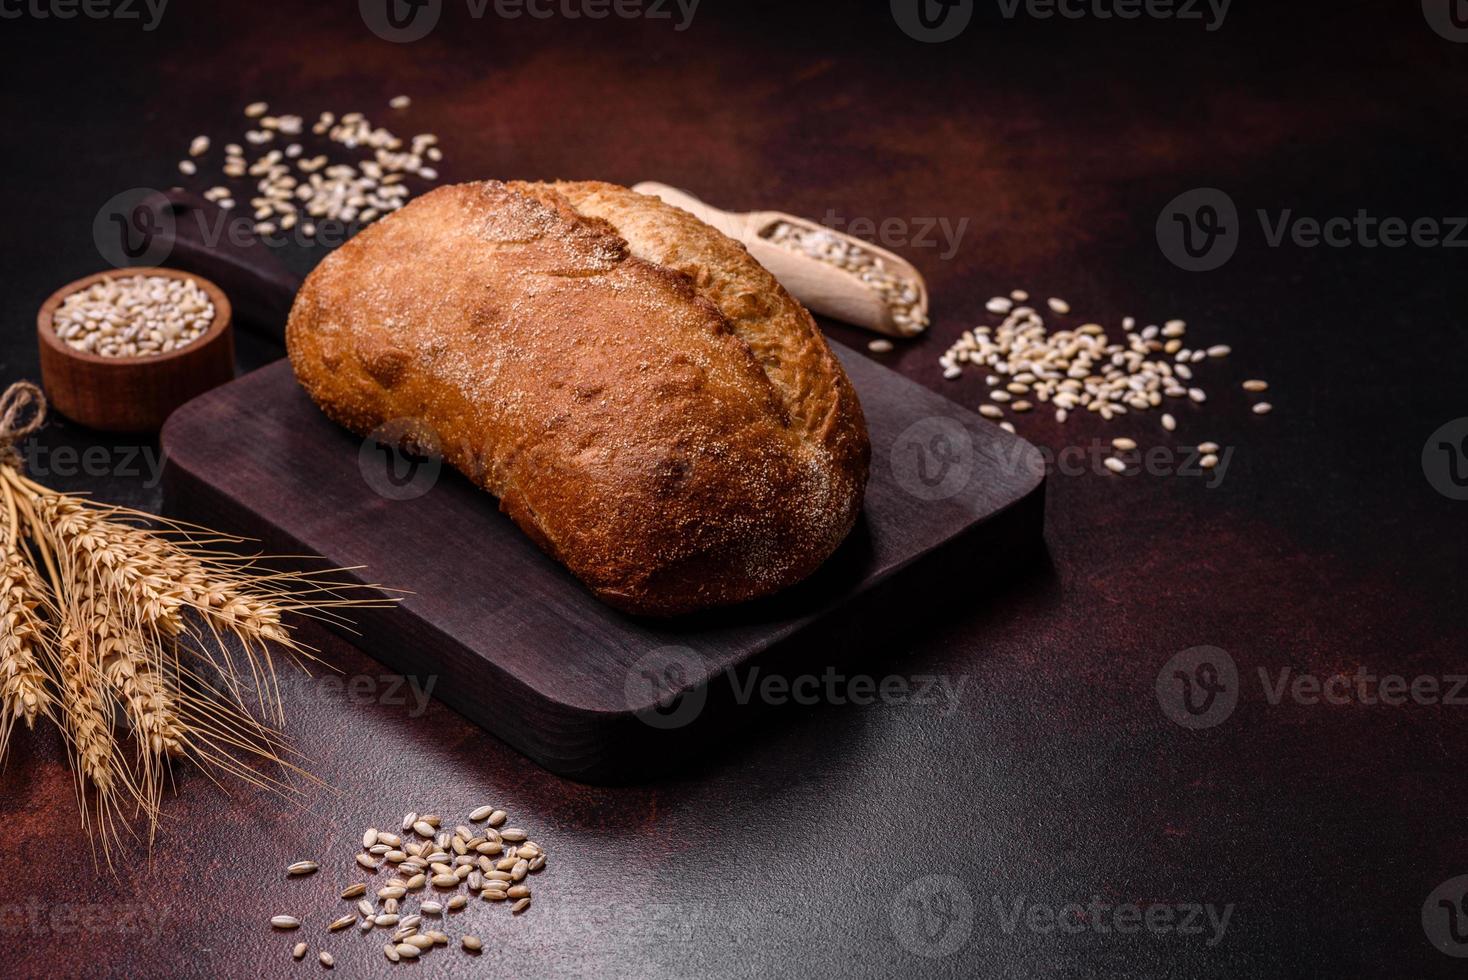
[763,221,929,336]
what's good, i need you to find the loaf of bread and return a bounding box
[287,180,869,616]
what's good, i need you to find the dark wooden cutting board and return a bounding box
[162,354,1043,781]
[154,192,1046,782]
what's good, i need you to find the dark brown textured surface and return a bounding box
[1,3,1466,978]
[161,351,1042,780]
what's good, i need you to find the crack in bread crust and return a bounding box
[287,179,870,616]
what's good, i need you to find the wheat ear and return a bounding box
[0,541,52,749]
[0,379,393,859]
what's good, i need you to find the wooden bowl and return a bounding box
[37,267,235,433]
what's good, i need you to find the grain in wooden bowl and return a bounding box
[36,267,234,432]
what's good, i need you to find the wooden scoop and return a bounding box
[632,182,929,338]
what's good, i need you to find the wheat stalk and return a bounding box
[0,381,393,860]
[0,443,52,747]
[0,539,52,748]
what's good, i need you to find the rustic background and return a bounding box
[2,1,1466,977]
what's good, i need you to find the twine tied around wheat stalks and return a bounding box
[0,381,46,471]
[0,379,388,864]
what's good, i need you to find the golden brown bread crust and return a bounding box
[286,179,869,616]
